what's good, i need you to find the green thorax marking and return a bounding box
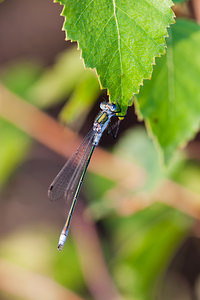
[95,112,108,125]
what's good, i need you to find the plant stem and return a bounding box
[72,202,123,300]
[105,180,200,220]
[192,0,200,23]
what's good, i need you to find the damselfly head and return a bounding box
[100,102,118,113]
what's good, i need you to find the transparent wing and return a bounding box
[64,138,95,204]
[48,129,94,202]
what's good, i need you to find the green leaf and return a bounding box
[136,19,200,162]
[58,0,175,114]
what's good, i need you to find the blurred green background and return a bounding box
[0,1,200,300]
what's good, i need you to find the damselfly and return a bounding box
[48,101,124,250]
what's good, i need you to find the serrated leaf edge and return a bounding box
[55,0,175,103]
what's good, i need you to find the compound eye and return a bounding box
[100,102,107,110]
[110,103,117,112]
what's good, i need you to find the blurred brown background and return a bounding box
[1,1,200,300]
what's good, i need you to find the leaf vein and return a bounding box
[120,37,147,74]
[104,49,118,80]
[113,0,123,99]
[73,0,95,28]
[93,15,114,48]
[116,5,160,50]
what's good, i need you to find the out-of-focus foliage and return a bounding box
[59,69,100,127]
[0,227,86,292]
[87,126,184,220]
[29,49,85,108]
[107,204,191,300]
[136,19,200,162]
[114,127,166,191]
[1,61,42,100]
[171,160,200,194]
[29,48,100,128]
[0,62,42,188]
[0,120,30,189]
